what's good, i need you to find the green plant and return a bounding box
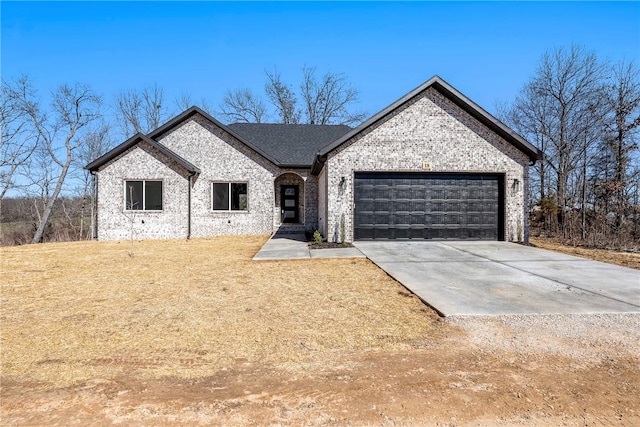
[339,213,346,244]
[313,230,323,244]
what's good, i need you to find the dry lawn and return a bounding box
[2,236,639,426]
[1,236,435,388]
[530,236,640,270]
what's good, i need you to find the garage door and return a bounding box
[354,172,504,240]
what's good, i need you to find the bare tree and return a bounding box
[115,83,167,136]
[22,144,56,231]
[77,124,112,239]
[175,92,215,115]
[499,85,554,202]
[1,77,37,199]
[10,77,102,243]
[219,66,365,126]
[506,46,605,233]
[593,60,640,229]
[265,68,300,124]
[218,88,267,123]
[299,65,365,126]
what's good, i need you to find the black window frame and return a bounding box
[211,182,248,212]
[124,180,163,211]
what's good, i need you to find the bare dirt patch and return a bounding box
[530,236,640,270]
[2,236,639,425]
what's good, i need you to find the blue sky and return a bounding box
[2,1,640,125]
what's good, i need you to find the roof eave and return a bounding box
[430,79,542,162]
[85,132,147,172]
[278,163,313,169]
[311,155,326,175]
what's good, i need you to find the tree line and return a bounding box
[499,45,640,250]
[2,49,639,249]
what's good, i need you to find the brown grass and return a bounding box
[530,236,640,270]
[0,235,436,389]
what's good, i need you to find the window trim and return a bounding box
[123,179,164,212]
[211,181,249,212]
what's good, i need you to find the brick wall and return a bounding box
[96,141,191,240]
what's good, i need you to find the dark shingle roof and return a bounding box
[227,123,351,167]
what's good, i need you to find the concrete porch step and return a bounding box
[275,225,308,235]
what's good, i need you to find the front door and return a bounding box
[281,185,299,223]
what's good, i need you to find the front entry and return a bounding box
[281,185,299,223]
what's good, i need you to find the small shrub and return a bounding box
[313,230,323,244]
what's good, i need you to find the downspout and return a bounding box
[187,173,194,239]
[324,166,329,239]
[91,171,98,240]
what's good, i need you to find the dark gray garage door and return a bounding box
[354,172,504,240]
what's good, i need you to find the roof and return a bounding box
[313,75,542,173]
[87,76,541,174]
[228,123,352,167]
[85,133,201,174]
[85,106,351,172]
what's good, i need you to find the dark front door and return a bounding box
[281,185,299,223]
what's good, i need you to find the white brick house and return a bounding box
[86,76,541,242]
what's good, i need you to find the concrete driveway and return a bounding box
[354,241,640,317]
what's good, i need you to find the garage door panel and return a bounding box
[354,172,503,240]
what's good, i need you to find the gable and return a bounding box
[328,86,530,170]
[152,114,280,180]
[148,107,280,167]
[86,133,200,174]
[313,75,541,174]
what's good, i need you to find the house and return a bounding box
[86,76,542,243]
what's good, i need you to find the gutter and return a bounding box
[311,154,327,175]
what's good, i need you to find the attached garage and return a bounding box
[314,76,542,243]
[354,172,504,240]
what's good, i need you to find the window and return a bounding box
[125,180,163,211]
[212,182,248,211]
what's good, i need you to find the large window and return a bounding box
[212,182,248,211]
[125,180,163,211]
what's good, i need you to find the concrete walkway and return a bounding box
[253,232,365,261]
[355,241,640,317]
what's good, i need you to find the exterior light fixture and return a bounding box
[512,178,520,193]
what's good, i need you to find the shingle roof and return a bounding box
[227,123,352,167]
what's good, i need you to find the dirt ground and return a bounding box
[2,236,639,426]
